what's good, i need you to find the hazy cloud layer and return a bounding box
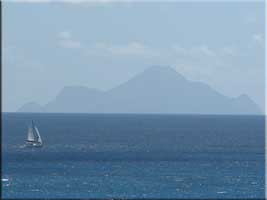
[58,31,82,49]
[3,1,265,112]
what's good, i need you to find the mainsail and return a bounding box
[27,127,35,142]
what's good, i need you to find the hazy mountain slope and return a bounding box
[44,86,104,113]
[17,102,44,113]
[17,66,261,114]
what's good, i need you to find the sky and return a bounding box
[3,1,265,112]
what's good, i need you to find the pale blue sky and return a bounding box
[3,1,265,112]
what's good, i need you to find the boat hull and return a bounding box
[25,141,43,148]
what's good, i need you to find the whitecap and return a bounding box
[31,189,40,192]
[217,191,227,194]
[1,178,9,182]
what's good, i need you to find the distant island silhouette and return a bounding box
[18,66,261,114]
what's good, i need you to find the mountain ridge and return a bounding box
[17,66,262,114]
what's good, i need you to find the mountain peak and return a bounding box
[140,66,186,81]
[145,65,176,72]
[236,94,251,100]
[144,65,180,74]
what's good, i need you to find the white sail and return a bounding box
[27,127,35,142]
[34,126,42,144]
[25,120,43,147]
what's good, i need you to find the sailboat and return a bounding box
[26,120,43,147]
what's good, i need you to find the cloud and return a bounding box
[172,45,188,56]
[252,33,264,45]
[194,45,216,57]
[220,47,236,56]
[85,42,239,71]
[58,31,82,49]
[4,46,45,73]
[5,0,131,3]
[5,0,53,2]
[58,31,71,39]
[170,44,244,84]
[87,42,158,57]
[172,44,217,58]
[59,40,82,49]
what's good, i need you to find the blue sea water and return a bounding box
[2,113,265,198]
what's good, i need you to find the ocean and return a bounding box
[2,113,265,198]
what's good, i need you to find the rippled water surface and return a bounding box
[2,113,265,198]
